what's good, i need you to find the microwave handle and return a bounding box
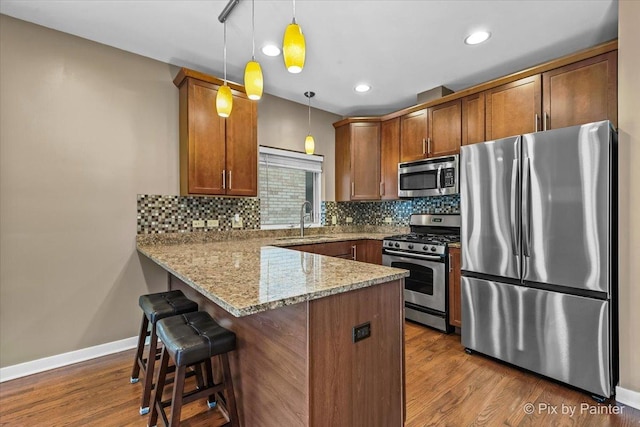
[436,165,443,194]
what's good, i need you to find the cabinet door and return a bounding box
[448,247,462,328]
[486,75,541,140]
[184,79,226,195]
[334,124,352,202]
[542,51,617,130]
[400,109,428,162]
[380,118,400,200]
[225,93,258,196]
[462,92,485,145]
[364,240,383,265]
[428,99,461,156]
[351,123,381,200]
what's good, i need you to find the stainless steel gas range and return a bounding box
[382,214,460,333]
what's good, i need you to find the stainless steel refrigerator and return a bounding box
[460,120,617,399]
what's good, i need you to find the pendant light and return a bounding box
[304,91,315,155]
[244,0,263,100]
[282,0,306,74]
[216,19,233,117]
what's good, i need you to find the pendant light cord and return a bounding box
[251,0,255,60]
[308,94,311,134]
[292,0,296,24]
[223,20,227,84]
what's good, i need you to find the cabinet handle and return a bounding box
[427,137,432,154]
[228,170,232,190]
[352,245,357,260]
[222,170,226,189]
[534,114,539,132]
[351,182,355,197]
[449,253,452,273]
[422,138,426,154]
[380,182,384,196]
[543,112,549,131]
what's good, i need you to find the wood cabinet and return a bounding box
[542,51,617,130]
[174,68,257,196]
[448,247,462,328]
[335,122,381,201]
[380,118,400,200]
[400,102,461,161]
[486,75,541,141]
[462,92,485,145]
[400,109,428,162]
[428,99,461,156]
[291,240,382,265]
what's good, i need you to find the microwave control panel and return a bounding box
[444,168,455,187]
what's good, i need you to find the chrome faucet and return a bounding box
[300,201,312,237]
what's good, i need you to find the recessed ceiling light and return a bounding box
[261,44,281,57]
[465,31,491,45]
[354,84,371,93]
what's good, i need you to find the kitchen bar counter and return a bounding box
[137,232,407,317]
[137,230,407,426]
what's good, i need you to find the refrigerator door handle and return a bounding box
[510,158,520,256]
[522,157,532,258]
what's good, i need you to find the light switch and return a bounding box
[192,220,205,228]
[207,219,219,228]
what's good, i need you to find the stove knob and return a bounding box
[423,245,429,251]
[394,243,400,248]
[408,244,414,250]
[387,242,393,247]
[431,246,437,252]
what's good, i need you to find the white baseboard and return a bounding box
[616,386,640,410]
[0,336,138,383]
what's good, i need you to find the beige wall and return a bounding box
[258,93,340,201]
[617,0,640,395]
[0,15,338,367]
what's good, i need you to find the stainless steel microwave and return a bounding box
[398,154,459,198]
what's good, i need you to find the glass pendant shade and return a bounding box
[244,60,263,100]
[216,84,233,118]
[304,134,315,155]
[283,22,305,73]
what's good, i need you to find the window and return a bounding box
[259,146,323,229]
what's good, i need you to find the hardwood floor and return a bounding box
[1,322,638,426]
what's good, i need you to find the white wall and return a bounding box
[0,15,339,367]
[617,0,640,398]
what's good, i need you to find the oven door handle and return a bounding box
[383,249,443,261]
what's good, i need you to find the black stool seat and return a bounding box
[139,290,198,323]
[156,311,236,367]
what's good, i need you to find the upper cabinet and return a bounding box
[400,102,461,161]
[428,99,461,156]
[542,51,617,130]
[461,92,485,145]
[335,122,381,201]
[485,75,542,141]
[380,118,400,200]
[400,109,428,162]
[174,68,257,197]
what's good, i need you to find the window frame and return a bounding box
[258,146,323,230]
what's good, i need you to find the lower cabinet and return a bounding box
[448,247,462,328]
[291,240,382,265]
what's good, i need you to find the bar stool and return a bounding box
[131,290,198,415]
[149,311,239,427]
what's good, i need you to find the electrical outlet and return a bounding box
[353,322,371,343]
[331,215,337,225]
[192,220,205,228]
[207,219,219,228]
[384,217,393,224]
[232,214,243,229]
[346,217,353,223]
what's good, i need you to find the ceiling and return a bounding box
[0,0,618,117]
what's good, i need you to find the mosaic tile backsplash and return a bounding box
[322,195,460,227]
[138,194,459,234]
[137,195,260,234]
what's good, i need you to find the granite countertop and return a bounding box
[137,230,409,317]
